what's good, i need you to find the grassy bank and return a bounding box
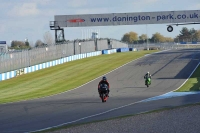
[175,63,200,92]
[0,50,157,104]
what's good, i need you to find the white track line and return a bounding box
[2,50,164,105]
[29,50,172,133]
[140,61,200,103]
[28,100,144,133]
[173,62,200,92]
[30,58,199,133]
[157,61,200,96]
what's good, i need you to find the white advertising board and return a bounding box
[54,10,200,27]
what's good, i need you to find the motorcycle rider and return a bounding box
[144,72,152,85]
[98,76,110,97]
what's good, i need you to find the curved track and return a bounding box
[1,49,200,133]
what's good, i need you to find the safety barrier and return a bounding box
[180,42,200,44]
[102,49,117,54]
[102,50,108,54]
[0,51,101,81]
[116,48,129,52]
[129,48,137,51]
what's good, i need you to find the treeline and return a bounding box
[11,40,30,49]
[9,32,54,50]
[121,27,200,44]
[174,27,200,42]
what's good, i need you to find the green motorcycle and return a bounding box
[145,77,151,87]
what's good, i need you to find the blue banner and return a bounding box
[192,41,197,44]
[0,41,6,44]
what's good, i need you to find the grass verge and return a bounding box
[0,50,157,104]
[175,63,200,92]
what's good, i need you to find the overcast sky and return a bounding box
[0,0,200,46]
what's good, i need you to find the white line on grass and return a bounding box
[30,56,199,133]
[28,50,173,133]
[30,56,200,133]
[173,61,200,92]
[2,50,164,105]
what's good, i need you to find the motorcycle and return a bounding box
[99,83,109,103]
[145,77,151,87]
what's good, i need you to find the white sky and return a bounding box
[0,0,200,46]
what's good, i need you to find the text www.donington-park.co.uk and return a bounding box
[90,13,199,23]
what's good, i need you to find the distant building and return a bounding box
[0,41,8,53]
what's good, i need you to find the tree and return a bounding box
[175,27,200,42]
[10,41,30,49]
[43,32,54,45]
[121,31,138,43]
[139,34,147,43]
[35,40,45,47]
[165,37,174,42]
[151,32,165,43]
[129,32,138,42]
[196,30,200,41]
[139,34,147,40]
[178,27,191,42]
[193,29,200,41]
[121,33,129,43]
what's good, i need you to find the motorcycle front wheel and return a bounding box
[101,94,105,102]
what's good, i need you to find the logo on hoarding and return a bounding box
[0,41,6,44]
[67,19,85,23]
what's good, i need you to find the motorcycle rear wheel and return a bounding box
[101,94,105,102]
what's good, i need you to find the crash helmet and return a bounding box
[102,76,107,81]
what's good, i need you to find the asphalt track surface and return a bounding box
[1,49,200,133]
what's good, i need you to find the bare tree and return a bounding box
[43,31,54,45]
[35,40,44,47]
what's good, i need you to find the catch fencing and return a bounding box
[129,42,200,50]
[1,38,200,76]
[0,39,128,73]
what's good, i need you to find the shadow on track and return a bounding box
[151,49,200,79]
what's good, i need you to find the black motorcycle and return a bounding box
[99,83,109,103]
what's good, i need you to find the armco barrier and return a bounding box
[192,42,197,44]
[180,42,187,44]
[117,48,129,52]
[0,51,102,81]
[102,49,117,54]
[129,48,137,51]
[109,49,117,54]
[102,50,108,54]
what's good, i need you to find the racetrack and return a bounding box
[1,49,200,133]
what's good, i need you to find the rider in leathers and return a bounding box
[98,76,110,97]
[144,72,151,85]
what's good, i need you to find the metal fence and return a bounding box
[129,43,200,50]
[1,38,200,73]
[0,39,128,73]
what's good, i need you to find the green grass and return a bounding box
[175,64,200,92]
[0,50,157,104]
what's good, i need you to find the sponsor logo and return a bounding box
[16,69,25,77]
[67,19,85,23]
[0,41,6,44]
